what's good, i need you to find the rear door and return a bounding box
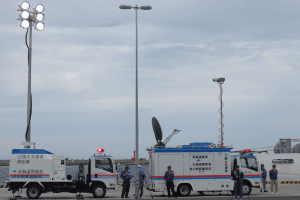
[158,154,172,190]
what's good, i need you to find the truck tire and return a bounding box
[92,185,106,198]
[26,185,41,199]
[177,184,191,196]
[243,182,252,195]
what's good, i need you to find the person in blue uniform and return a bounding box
[138,165,145,198]
[164,165,176,198]
[260,164,268,192]
[269,164,279,195]
[121,166,132,198]
[233,165,244,200]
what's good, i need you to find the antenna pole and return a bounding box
[213,77,225,148]
[220,82,224,148]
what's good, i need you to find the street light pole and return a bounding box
[134,6,140,200]
[119,4,152,199]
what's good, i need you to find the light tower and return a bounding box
[213,77,225,148]
[17,1,45,149]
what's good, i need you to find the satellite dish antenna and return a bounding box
[152,117,165,148]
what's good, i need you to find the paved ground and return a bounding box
[1,185,300,200]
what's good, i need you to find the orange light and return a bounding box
[97,148,104,153]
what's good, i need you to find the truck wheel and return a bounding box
[92,185,106,198]
[26,185,41,199]
[242,182,252,195]
[177,184,191,196]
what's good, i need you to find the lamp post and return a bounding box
[119,4,152,199]
[213,77,225,148]
[17,1,45,144]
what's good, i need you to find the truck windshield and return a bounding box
[95,158,113,173]
[246,157,258,172]
[240,157,258,172]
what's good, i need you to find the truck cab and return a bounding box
[87,150,119,196]
[231,152,261,195]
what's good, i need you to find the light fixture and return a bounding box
[20,1,30,10]
[140,6,152,10]
[35,13,44,22]
[213,77,225,82]
[21,11,29,19]
[20,20,30,28]
[17,2,45,31]
[35,22,44,31]
[119,5,132,9]
[35,4,44,13]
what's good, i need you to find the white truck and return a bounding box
[146,143,261,196]
[8,146,119,199]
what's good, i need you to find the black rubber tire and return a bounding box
[243,182,252,195]
[26,185,41,199]
[92,185,106,198]
[177,184,191,196]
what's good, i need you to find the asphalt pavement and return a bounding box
[1,185,300,200]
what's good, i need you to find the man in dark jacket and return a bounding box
[269,164,279,195]
[261,164,268,192]
[164,166,177,198]
[120,166,132,198]
[233,165,244,200]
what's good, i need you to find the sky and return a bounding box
[0,0,300,159]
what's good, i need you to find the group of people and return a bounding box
[120,163,279,199]
[233,164,279,200]
[120,165,177,198]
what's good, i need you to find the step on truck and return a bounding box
[8,146,119,199]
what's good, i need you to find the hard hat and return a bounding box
[138,165,141,168]
[272,164,276,168]
[236,165,239,168]
[167,165,171,168]
[125,166,130,169]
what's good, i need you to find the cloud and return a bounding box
[1,0,300,159]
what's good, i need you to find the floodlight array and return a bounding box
[17,1,45,30]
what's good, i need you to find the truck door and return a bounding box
[93,158,117,189]
[52,159,66,179]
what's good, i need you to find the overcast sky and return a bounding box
[1,0,300,159]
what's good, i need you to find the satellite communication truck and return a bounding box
[8,144,118,199]
[147,117,261,196]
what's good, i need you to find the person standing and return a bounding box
[261,164,268,192]
[121,166,132,198]
[269,164,279,195]
[138,165,145,199]
[233,165,244,200]
[164,166,177,198]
